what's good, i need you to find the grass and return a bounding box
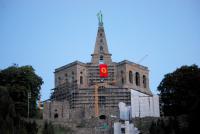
[54,125,73,134]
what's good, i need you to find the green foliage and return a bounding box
[0,65,43,133]
[157,64,200,133]
[149,118,180,134]
[54,125,73,134]
[158,65,200,116]
[26,121,38,134]
[0,65,43,117]
[14,120,38,134]
[42,122,74,134]
[0,86,16,134]
[42,121,55,134]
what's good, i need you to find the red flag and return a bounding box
[99,64,108,78]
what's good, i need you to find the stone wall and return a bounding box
[43,100,120,121]
[43,101,70,121]
[116,60,151,95]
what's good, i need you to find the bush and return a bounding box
[42,121,55,134]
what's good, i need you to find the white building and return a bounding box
[131,89,160,118]
[114,121,140,134]
[114,102,140,134]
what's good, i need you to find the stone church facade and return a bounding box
[43,18,152,121]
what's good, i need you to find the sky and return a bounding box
[0,0,200,101]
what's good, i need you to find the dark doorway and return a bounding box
[99,115,106,120]
[54,113,58,119]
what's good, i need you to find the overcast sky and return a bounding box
[1,0,200,101]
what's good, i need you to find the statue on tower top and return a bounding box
[97,10,103,26]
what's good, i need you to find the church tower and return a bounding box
[91,11,112,65]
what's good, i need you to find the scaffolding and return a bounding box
[50,63,131,117]
[50,81,131,114]
[87,64,116,85]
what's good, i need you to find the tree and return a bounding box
[0,65,43,117]
[149,118,180,134]
[0,65,42,134]
[157,64,200,133]
[0,86,16,134]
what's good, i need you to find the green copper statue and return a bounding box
[97,11,103,26]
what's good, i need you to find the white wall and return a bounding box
[131,89,160,118]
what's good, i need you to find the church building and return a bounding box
[43,13,157,121]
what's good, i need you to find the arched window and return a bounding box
[65,73,68,83]
[54,109,58,119]
[135,72,140,86]
[143,75,147,88]
[121,71,124,84]
[80,76,83,84]
[121,70,123,74]
[100,46,103,52]
[58,77,61,84]
[100,55,103,61]
[121,78,124,84]
[129,71,133,83]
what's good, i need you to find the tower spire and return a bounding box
[91,12,112,64]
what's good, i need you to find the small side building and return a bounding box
[131,90,160,118]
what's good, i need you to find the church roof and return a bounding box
[55,60,86,73]
[117,60,148,70]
